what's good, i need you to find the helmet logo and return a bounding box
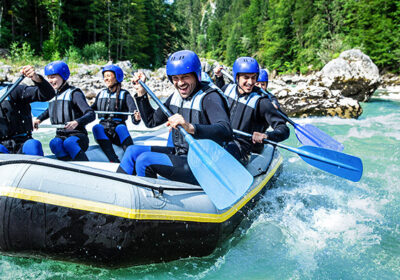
[171,55,185,61]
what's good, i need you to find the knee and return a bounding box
[92,124,108,140]
[135,152,154,176]
[22,139,44,156]
[50,138,65,154]
[63,136,81,158]
[115,124,130,142]
[125,145,150,162]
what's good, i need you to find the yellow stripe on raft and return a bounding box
[0,156,282,223]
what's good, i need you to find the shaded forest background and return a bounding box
[0,0,399,73]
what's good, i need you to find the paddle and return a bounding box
[138,80,254,210]
[233,129,362,182]
[0,75,25,103]
[95,111,135,115]
[31,102,136,117]
[38,124,65,129]
[220,69,344,152]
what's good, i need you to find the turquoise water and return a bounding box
[1,95,399,279]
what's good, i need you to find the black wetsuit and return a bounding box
[37,84,95,160]
[216,77,290,162]
[0,76,55,153]
[118,82,233,185]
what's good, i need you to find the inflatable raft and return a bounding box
[0,130,283,267]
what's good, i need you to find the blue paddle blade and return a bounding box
[187,138,254,210]
[31,101,48,117]
[295,123,344,152]
[297,145,363,182]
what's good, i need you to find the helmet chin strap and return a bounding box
[108,82,119,92]
[236,78,250,95]
[236,75,256,95]
[57,80,68,93]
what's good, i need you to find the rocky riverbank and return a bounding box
[1,49,398,119]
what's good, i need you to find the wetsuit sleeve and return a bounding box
[135,94,169,128]
[257,98,290,142]
[90,93,100,110]
[12,75,55,103]
[72,90,96,126]
[125,92,140,125]
[259,88,282,110]
[193,91,233,143]
[215,76,226,89]
[37,109,50,122]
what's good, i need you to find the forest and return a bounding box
[0,0,399,73]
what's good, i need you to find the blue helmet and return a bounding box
[232,57,260,82]
[45,61,70,81]
[258,69,269,82]
[102,64,124,83]
[166,50,202,83]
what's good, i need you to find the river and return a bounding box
[0,92,399,279]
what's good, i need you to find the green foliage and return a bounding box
[42,37,58,61]
[9,42,35,62]
[65,46,82,63]
[1,0,399,72]
[173,0,399,73]
[82,42,108,63]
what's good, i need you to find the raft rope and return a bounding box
[0,159,203,194]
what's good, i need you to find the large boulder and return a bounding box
[311,49,380,102]
[274,84,363,119]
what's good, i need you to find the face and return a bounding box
[103,71,117,88]
[171,73,197,98]
[256,81,267,90]
[237,73,258,94]
[47,74,64,90]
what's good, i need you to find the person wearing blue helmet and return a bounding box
[255,68,281,110]
[34,61,95,161]
[0,65,55,155]
[213,57,289,163]
[90,64,141,163]
[256,69,269,90]
[117,50,233,184]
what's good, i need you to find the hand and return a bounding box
[33,118,41,130]
[132,72,147,96]
[213,66,224,78]
[252,131,267,144]
[166,113,195,134]
[134,110,141,121]
[65,120,78,130]
[21,65,41,83]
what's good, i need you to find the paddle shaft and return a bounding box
[38,124,66,129]
[95,111,134,115]
[0,75,25,103]
[138,80,189,138]
[233,129,357,171]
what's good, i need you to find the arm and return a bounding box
[15,75,55,103]
[37,109,50,122]
[135,94,169,128]
[90,93,99,110]
[71,90,96,126]
[213,66,226,89]
[214,76,225,89]
[257,98,290,143]
[193,92,233,143]
[125,92,140,125]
